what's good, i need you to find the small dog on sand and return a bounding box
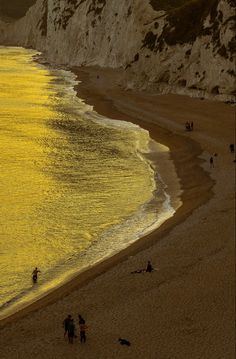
[118,338,131,346]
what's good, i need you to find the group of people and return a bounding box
[31,269,88,344]
[62,261,154,346]
[183,119,235,168]
[63,314,87,344]
[209,144,235,168]
[185,121,194,131]
[33,260,153,347]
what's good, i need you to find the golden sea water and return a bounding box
[0,47,176,318]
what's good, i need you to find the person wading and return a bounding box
[32,267,41,283]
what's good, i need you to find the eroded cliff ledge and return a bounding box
[0,0,235,101]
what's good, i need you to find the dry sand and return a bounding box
[0,67,235,359]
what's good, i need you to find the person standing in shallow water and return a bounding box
[32,267,41,283]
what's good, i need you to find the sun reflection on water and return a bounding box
[0,47,164,315]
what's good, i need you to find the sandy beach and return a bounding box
[0,66,235,359]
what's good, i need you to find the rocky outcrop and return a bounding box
[0,0,235,101]
[0,0,37,19]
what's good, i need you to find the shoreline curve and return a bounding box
[0,65,214,328]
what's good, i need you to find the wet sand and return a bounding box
[0,66,234,359]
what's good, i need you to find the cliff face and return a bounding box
[0,0,235,101]
[0,0,37,19]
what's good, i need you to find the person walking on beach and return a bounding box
[229,143,234,153]
[210,156,214,168]
[79,322,88,343]
[32,267,41,283]
[63,314,72,338]
[185,121,191,131]
[68,318,76,344]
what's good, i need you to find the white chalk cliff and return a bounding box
[0,0,235,101]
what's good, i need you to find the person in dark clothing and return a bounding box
[229,144,234,153]
[146,260,154,273]
[210,156,214,168]
[63,314,72,338]
[79,322,88,343]
[68,318,75,344]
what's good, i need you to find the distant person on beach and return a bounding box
[32,267,41,283]
[229,144,234,153]
[68,318,76,344]
[131,261,154,274]
[78,314,85,324]
[190,121,194,130]
[146,260,154,273]
[185,122,191,131]
[210,156,214,168]
[63,314,72,338]
[79,322,88,343]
